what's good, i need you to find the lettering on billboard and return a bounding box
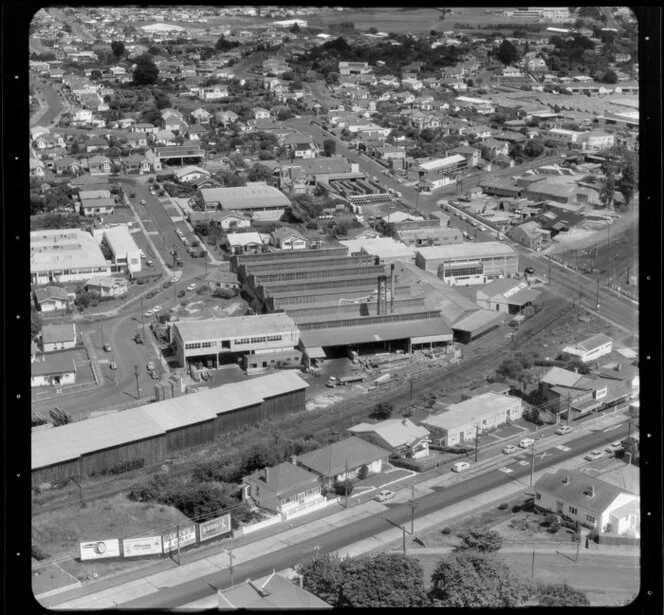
[198,513,232,542]
[122,536,163,558]
[162,524,197,553]
[79,539,121,561]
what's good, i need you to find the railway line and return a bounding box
[32,300,575,515]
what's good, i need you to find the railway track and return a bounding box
[33,302,574,515]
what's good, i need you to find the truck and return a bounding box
[325,374,366,388]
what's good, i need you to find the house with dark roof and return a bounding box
[594,362,639,398]
[534,469,639,536]
[272,227,308,250]
[561,333,613,363]
[242,461,325,515]
[348,418,431,459]
[294,436,391,487]
[475,279,541,315]
[41,323,77,353]
[31,354,77,388]
[34,286,72,313]
[204,268,240,290]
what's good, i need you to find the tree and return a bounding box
[538,582,590,606]
[31,308,42,341]
[110,40,125,59]
[599,169,616,208]
[240,442,281,475]
[602,69,618,84]
[297,553,345,606]
[617,163,637,206]
[247,163,275,185]
[132,54,159,85]
[338,554,428,608]
[369,402,393,420]
[429,552,535,607]
[323,139,336,157]
[290,22,301,34]
[524,139,545,158]
[496,39,520,66]
[455,526,504,553]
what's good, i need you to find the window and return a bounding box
[585,514,596,524]
[569,506,578,515]
[235,337,250,345]
[535,492,541,501]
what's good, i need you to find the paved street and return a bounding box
[30,76,64,127]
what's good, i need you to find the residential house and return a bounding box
[161,108,184,121]
[31,355,77,388]
[293,436,391,487]
[339,61,372,76]
[595,362,639,399]
[80,197,116,217]
[122,154,151,175]
[190,108,213,125]
[41,323,77,353]
[534,469,639,536]
[189,210,251,231]
[125,132,149,149]
[196,86,229,101]
[84,276,129,297]
[153,130,177,146]
[85,136,109,154]
[222,231,267,254]
[475,278,541,315]
[348,418,431,459]
[272,227,308,250]
[561,334,613,363]
[34,286,72,313]
[88,155,112,175]
[133,123,159,134]
[186,124,209,140]
[242,462,326,516]
[30,158,46,178]
[162,117,188,134]
[204,268,240,291]
[252,107,271,121]
[72,108,93,124]
[215,110,239,127]
[482,137,510,157]
[174,165,210,184]
[508,220,551,250]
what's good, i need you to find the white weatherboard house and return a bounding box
[41,323,77,353]
[535,469,640,537]
[421,393,522,447]
[31,355,76,388]
[562,334,613,363]
[348,418,431,458]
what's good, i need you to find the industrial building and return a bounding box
[415,242,519,286]
[31,372,308,486]
[421,393,523,447]
[200,183,292,221]
[99,226,142,275]
[231,246,456,362]
[476,279,541,315]
[31,228,111,285]
[171,313,301,370]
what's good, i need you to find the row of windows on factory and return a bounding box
[185,335,283,350]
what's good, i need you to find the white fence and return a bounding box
[282,497,339,521]
[233,514,281,538]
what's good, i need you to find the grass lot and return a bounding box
[32,494,190,582]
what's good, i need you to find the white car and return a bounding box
[605,441,624,455]
[519,438,535,449]
[144,310,154,318]
[556,425,573,435]
[187,283,197,291]
[584,450,607,462]
[139,249,146,259]
[502,445,518,454]
[153,305,162,313]
[374,490,395,502]
[452,461,471,473]
[478,225,486,232]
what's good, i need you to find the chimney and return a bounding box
[562,475,570,484]
[586,484,595,497]
[291,454,297,465]
[390,263,395,313]
[617,362,622,372]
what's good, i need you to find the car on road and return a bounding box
[471,221,478,227]
[109,361,117,370]
[170,276,178,283]
[146,260,153,267]
[452,461,472,473]
[525,266,535,275]
[555,425,573,435]
[502,445,518,454]
[103,344,112,352]
[144,309,154,318]
[146,360,156,371]
[374,490,395,502]
[519,438,535,449]
[478,225,486,232]
[140,199,146,205]
[187,283,197,292]
[584,450,608,462]
[605,441,624,455]
[177,290,186,298]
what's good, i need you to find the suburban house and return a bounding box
[88,155,112,175]
[252,107,271,120]
[80,197,116,217]
[189,210,251,231]
[84,276,129,297]
[30,158,46,177]
[595,362,639,399]
[31,355,77,388]
[242,462,326,516]
[125,132,149,148]
[215,110,239,126]
[122,154,152,174]
[561,334,613,363]
[41,323,77,353]
[509,221,552,250]
[222,231,267,254]
[196,86,229,101]
[475,279,541,315]
[85,136,109,153]
[186,124,209,140]
[34,286,72,312]
[422,393,523,447]
[272,227,308,250]
[174,165,210,184]
[348,418,431,459]
[534,469,640,537]
[204,269,240,291]
[294,436,391,487]
[190,107,213,124]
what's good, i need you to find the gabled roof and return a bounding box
[34,286,69,303]
[535,469,635,515]
[348,418,430,448]
[31,355,76,377]
[245,462,319,495]
[42,323,76,344]
[296,436,390,477]
[539,366,585,388]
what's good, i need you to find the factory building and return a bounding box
[415,242,519,286]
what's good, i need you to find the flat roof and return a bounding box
[419,155,466,171]
[423,393,520,430]
[417,242,516,261]
[103,226,140,255]
[173,314,299,343]
[201,185,291,210]
[31,228,109,272]
[339,238,416,259]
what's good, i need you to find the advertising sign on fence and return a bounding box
[122,536,163,558]
[198,513,232,543]
[79,539,121,561]
[162,524,197,554]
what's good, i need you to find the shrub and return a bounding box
[498,503,509,510]
[333,480,354,496]
[32,545,51,561]
[442,527,452,535]
[357,464,369,480]
[212,287,236,299]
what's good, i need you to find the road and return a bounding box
[121,421,632,608]
[30,76,65,127]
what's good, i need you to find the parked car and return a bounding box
[478,225,486,232]
[502,444,518,454]
[103,344,112,352]
[555,425,573,435]
[584,450,607,462]
[177,290,186,298]
[605,441,624,455]
[187,283,197,291]
[140,199,146,205]
[519,438,535,449]
[374,490,395,502]
[109,361,117,370]
[525,266,535,275]
[150,371,159,380]
[144,310,154,318]
[153,305,162,313]
[146,260,153,267]
[452,461,472,473]
[146,361,156,371]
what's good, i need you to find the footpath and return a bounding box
[38,411,631,609]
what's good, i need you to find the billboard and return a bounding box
[79,539,121,561]
[162,524,197,554]
[122,536,163,558]
[198,513,232,543]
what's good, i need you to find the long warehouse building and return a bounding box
[31,372,308,486]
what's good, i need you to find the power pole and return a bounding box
[408,482,417,535]
[176,524,181,566]
[531,550,536,578]
[595,277,600,310]
[548,254,551,285]
[566,393,572,426]
[134,365,141,399]
[228,550,234,586]
[474,424,480,462]
[344,459,349,508]
[140,297,145,339]
[529,442,536,488]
